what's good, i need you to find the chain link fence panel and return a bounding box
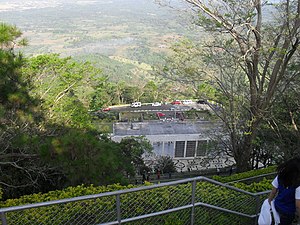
[1,177,270,225]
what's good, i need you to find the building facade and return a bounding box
[111,120,234,172]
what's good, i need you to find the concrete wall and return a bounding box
[112,134,235,172]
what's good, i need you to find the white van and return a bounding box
[182,100,193,105]
[131,102,142,108]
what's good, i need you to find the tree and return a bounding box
[140,81,159,103]
[154,156,176,174]
[40,130,134,186]
[119,136,153,175]
[23,54,104,129]
[159,0,300,172]
[122,86,144,103]
[90,77,115,110]
[114,81,127,105]
[157,39,209,94]
[254,58,300,166]
[0,23,56,199]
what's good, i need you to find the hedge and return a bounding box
[212,165,277,183]
[1,181,262,225]
[0,167,276,225]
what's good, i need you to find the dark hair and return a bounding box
[277,157,300,188]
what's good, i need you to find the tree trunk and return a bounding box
[235,139,252,172]
[234,118,261,172]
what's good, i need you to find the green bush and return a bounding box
[233,178,273,193]
[212,165,276,183]
[0,168,275,225]
[0,183,135,208]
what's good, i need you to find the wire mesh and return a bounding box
[124,208,192,225]
[195,180,258,215]
[194,206,255,225]
[0,177,269,225]
[120,183,191,220]
[2,196,116,225]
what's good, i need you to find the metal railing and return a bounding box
[226,172,277,185]
[0,176,270,225]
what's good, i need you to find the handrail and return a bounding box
[0,176,260,213]
[226,172,276,184]
[0,176,270,225]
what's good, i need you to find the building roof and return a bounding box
[113,120,222,136]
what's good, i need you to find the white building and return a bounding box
[111,120,234,172]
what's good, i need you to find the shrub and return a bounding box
[212,165,276,183]
[0,168,275,225]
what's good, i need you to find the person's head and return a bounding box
[277,157,300,188]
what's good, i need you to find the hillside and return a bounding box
[0,0,204,83]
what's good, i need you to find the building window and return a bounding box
[153,141,163,156]
[186,141,196,157]
[165,141,174,156]
[175,141,185,157]
[197,140,207,156]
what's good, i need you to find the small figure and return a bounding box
[157,169,161,180]
[216,167,220,175]
[229,166,233,176]
[142,170,146,183]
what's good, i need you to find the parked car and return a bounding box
[156,112,166,117]
[182,100,193,104]
[171,100,181,105]
[102,107,111,112]
[197,99,208,104]
[152,102,162,107]
[131,102,142,108]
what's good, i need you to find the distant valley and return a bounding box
[0,0,204,84]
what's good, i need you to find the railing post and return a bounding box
[1,212,8,225]
[191,180,197,225]
[116,194,121,225]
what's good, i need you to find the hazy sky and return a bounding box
[0,1,135,12]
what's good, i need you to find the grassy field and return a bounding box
[0,0,205,83]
